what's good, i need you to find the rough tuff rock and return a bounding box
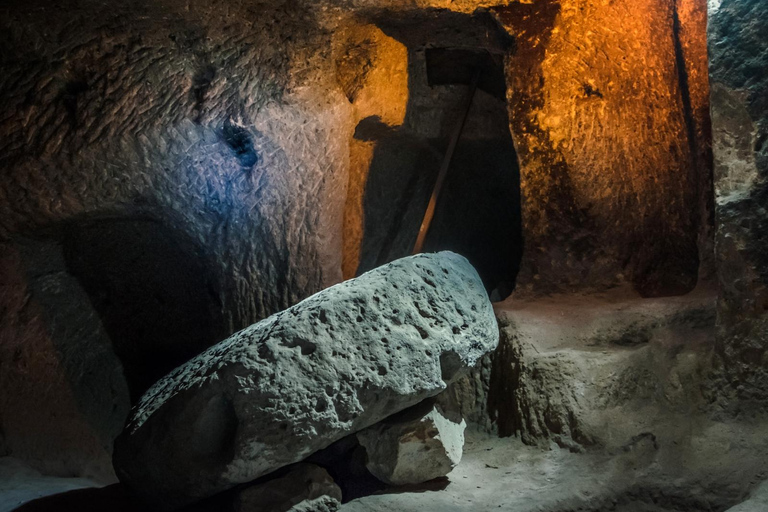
[0,239,130,478]
[435,353,495,433]
[357,402,465,485]
[113,251,497,510]
[0,0,351,477]
[233,463,341,512]
[708,0,768,408]
[492,0,713,297]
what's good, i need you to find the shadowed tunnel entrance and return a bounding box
[354,24,522,299]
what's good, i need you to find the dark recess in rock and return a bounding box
[582,83,603,98]
[61,217,226,401]
[358,128,521,297]
[425,48,507,100]
[221,120,259,168]
[368,8,515,52]
[61,79,89,129]
[354,10,521,298]
[307,435,386,502]
[191,65,216,123]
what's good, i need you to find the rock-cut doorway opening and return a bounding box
[353,22,522,300]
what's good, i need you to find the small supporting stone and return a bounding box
[357,402,466,486]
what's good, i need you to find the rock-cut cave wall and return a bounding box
[339,0,713,300]
[708,0,768,409]
[0,0,353,479]
[0,0,716,483]
[492,0,713,298]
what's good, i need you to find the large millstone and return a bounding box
[113,252,498,509]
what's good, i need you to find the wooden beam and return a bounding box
[412,69,481,255]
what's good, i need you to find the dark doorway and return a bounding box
[356,22,521,298]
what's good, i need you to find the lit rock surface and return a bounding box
[493,0,713,298]
[112,251,497,509]
[357,403,466,485]
[233,463,341,512]
[288,495,341,512]
[487,289,716,451]
[724,482,768,512]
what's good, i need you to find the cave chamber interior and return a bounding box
[2,0,767,511]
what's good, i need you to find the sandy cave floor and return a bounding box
[343,287,768,512]
[3,412,768,512]
[342,431,618,512]
[340,424,768,512]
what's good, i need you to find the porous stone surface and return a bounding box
[357,402,466,485]
[233,463,342,512]
[288,495,341,512]
[113,251,498,510]
[708,0,768,409]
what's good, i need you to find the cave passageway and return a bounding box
[356,41,521,299]
[62,218,226,401]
